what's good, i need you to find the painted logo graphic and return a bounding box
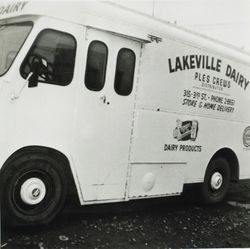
[173,119,199,141]
[243,127,250,147]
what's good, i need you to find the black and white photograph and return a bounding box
[0,0,250,248]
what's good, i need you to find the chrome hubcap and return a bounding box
[210,172,223,190]
[20,177,46,205]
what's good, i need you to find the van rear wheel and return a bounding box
[201,157,230,203]
[1,152,67,226]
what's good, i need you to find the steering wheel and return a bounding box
[25,54,54,81]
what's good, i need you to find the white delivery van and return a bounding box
[0,1,250,226]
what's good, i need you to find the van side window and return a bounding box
[114,48,136,96]
[85,41,108,91]
[21,29,76,86]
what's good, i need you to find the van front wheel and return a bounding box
[201,157,230,204]
[1,153,67,226]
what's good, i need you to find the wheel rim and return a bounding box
[12,170,54,215]
[20,177,46,205]
[210,172,223,190]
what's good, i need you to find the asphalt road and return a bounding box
[2,180,250,249]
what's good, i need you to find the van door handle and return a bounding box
[100,95,110,105]
[100,95,106,104]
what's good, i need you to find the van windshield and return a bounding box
[0,22,32,76]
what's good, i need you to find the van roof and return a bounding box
[0,1,249,64]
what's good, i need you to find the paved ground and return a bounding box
[2,180,250,249]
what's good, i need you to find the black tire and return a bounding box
[201,157,231,204]
[0,152,67,226]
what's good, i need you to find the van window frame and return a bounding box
[0,21,33,77]
[84,40,108,92]
[20,28,77,86]
[114,47,136,96]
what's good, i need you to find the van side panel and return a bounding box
[129,37,250,197]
